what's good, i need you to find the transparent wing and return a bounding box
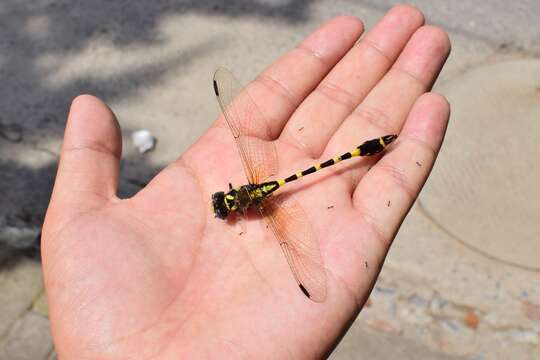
[213,67,278,184]
[260,194,327,302]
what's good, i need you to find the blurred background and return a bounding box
[0,1,539,359]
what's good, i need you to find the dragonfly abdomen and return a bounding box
[274,135,397,187]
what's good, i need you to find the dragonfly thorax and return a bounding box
[212,182,280,219]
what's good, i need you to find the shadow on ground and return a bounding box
[0,0,315,263]
[0,154,165,267]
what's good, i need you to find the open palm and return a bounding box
[42,6,450,359]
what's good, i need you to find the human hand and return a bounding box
[42,6,450,359]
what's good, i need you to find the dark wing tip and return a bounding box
[212,79,219,96]
[299,283,311,298]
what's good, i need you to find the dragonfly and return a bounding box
[211,67,396,302]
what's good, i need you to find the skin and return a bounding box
[42,6,451,360]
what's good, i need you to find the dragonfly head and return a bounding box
[212,191,231,219]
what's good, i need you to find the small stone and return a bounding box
[364,298,372,308]
[131,129,156,153]
[465,310,479,329]
[522,300,540,321]
[32,292,49,317]
[0,122,23,143]
[429,295,448,314]
[441,319,461,333]
[374,285,397,295]
[408,294,428,308]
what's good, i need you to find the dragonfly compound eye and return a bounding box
[212,191,229,219]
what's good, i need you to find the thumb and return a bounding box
[44,95,121,237]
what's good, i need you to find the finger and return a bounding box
[323,25,450,188]
[213,16,364,140]
[49,95,121,213]
[281,5,424,157]
[352,93,450,256]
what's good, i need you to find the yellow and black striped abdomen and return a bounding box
[273,135,396,188]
